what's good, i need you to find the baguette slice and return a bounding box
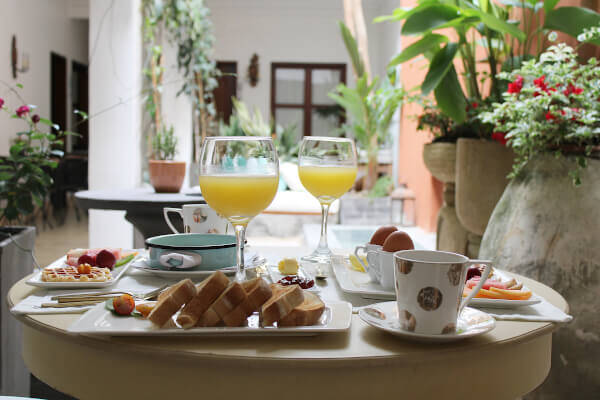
[148,279,196,327]
[177,271,230,329]
[278,291,325,327]
[261,284,304,326]
[196,307,222,327]
[223,278,273,327]
[212,282,247,319]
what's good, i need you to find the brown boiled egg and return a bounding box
[369,226,398,245]
[382,231,415,252]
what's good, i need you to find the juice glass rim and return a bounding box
[203,136,274,142]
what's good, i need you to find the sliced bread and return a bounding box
[278,291,325,327]
[196,307,222,327]
[212,282,247,319]
[222,278,273,327]
[260,284,304,326]
[177,271,230,329]
[148,279,196,327]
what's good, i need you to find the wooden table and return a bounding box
[75,189,205,240]
[8,247,568,400]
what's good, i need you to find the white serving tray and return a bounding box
[26,253,137,289]
[68,300,353,336]
[331,256,395,299]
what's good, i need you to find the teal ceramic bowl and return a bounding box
[145,233,236,271]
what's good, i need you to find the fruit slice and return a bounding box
[489,287,533,300]
[113,294,135,315]
[349,254,366,272]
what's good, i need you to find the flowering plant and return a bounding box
[0,93,66,223]
[481,36,600,185]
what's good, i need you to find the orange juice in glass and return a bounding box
[199,137,279,281]
[298,137,357,262]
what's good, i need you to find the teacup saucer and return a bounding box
[358,301,495,343]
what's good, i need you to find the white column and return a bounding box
[88,0,142,248]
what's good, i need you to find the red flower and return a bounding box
[563,83,583,96]
[0,97,4,108]
[545,111,556,121]
[507,75,524,94]
[534,75,546,88]
[471,102,479,109]
[16,105,30,117]
[32,114,40,124]
[491,132,508,146]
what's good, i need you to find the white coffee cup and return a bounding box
[366,249,395,290]
[393,250,492,335]
[354,243,381,282]
[163,204,229,234]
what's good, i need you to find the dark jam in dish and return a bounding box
[278,275,314,289]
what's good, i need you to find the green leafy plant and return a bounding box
[377,0,600,136]
[330,22,405,191]
[151,125,178,160]
[0,95,66,223]
[273,122,299,161]
[480,30,600,185]
[231,98,271,137]
[368,175,393,198]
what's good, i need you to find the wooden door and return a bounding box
[213,61,237,124]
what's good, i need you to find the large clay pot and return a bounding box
[480,154,600,399]
[148,160,186,193]
[455,138,514,236]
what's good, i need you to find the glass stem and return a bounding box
[316,203,330,253]
[234,224,246,282]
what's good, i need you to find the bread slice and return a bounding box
[177,271,230,328]
[261,284,304,326]
[278,291,325,327]
[212,282,246,319]
[222,278,273,327]
[196,307,222,327]
[148,279,196,327]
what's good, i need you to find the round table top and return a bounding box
[8,247,569,399]
[75,188,205,211]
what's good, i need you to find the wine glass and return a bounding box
[198,136,279,281]
[298,137,357,263]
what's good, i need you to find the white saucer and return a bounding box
[358,302,496,343]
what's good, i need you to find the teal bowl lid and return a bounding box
[145,233,236,250]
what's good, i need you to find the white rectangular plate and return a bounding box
[68,300,352,336]
[468,295,541,308]
[267,265,319,292]
[331,256,395,299]
[26,253,137,289]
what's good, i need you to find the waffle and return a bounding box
[41,266,112,282]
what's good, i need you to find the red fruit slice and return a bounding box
[96,249,117,270]
[466,278,508,290]
[77,254,96,266]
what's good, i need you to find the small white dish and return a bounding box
[331,255,394,299]
[131,254,264,278]
[359,301,495,343]
[267,265,320,292]
[68,300,352,336]
[26,253,137,289]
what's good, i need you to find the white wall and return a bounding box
[207,0,400,122]
[0,0,88,155]
[88,0,142,248]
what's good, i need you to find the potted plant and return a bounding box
[378,1,599,253]
[0,92,67,394]
[148,126,185,193]
[479,31,600,398]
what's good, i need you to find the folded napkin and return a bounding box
[478,297,573,323]
[11,275,167,315]
[159,251,203,269]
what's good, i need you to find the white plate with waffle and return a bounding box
[68,300,352,336]
[26,252,138,289]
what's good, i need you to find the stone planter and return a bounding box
[455,138,513,257]
[479,154,600,399]
[148,160,186,193]
[423,142,456,183]
[1,226,35,395]
[339,193,392,226]
[423,142,468,254]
